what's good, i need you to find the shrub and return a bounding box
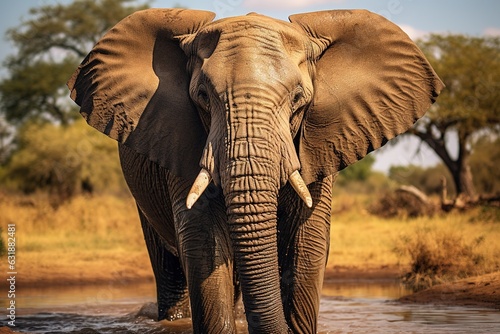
[393,227,487,291]
[389,164,455,197]
[368,187,436,218]
[337,154,376,186]
[1,119,128,204]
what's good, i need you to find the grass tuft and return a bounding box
[392,211,499,291]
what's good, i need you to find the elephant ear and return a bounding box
[67,9,215,181]
[289,10,444,184]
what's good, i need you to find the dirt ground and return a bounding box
[16,252,154,287]
[327,266,500,310]
[399,271,500,309]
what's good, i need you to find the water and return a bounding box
[3,280,499,333]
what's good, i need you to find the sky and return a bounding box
[0,0,499,172]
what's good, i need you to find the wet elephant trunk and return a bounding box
[224,154,288,333]
[220,101,290,332]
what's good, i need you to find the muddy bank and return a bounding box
[324,265,403,281]
[13,253,154,288]
[399,272,500,309]
[15,263,402,288]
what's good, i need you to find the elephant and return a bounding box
[67,8,443,334]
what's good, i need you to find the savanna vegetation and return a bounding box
[0,0,499,295]
[331,190,500,291]
[1,188,499,291]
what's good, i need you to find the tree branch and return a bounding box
[407,128,457,173]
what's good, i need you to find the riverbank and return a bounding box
[18,262,402,288]
[399,271,500,309]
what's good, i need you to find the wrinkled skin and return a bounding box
[68,8,443,334]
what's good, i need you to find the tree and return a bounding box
[0,0,150,126]
[0,116,12,164]
[1,119,127,202]
[408,34,500,200]
[469,136,500,195]
[337,154,375,185]
[334,154,392,193]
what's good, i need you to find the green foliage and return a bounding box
[0,0,152,196]
[0,58,80,125]
[0,0,150,126]
[407,34,500,197]
[469,136,500,195]
[337,154,375,185]
[0,120,128,202]
[419,34,500,133]
[6,0,151,61]
[0,116,12,163]
[334,154,394,194]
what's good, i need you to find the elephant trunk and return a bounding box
[221,95,291,332]
[223,141,288,333]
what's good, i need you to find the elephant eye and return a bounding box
[197,88,210,109]
[291,88,305,111]
[293,92,302,104]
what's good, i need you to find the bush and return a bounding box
[394,227,487,291]
[1,119,128,204]
[368,186,437,218]
[337,154,376,186]
[389,164,455,197]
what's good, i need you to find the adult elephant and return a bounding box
[68,8,443,334]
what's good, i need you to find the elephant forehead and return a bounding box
[201,13,310,56]
[196,16,308,88]
[208,13,289,31]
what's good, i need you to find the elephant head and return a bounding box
[68,8,443,332]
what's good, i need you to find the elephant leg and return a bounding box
[138,209,190,321]
[169,179,237,334]
[278,175,334,334]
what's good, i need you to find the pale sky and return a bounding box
[1,0,498,172]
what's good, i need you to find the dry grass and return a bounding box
[392,209,500,291]
[1,191,498,287]
[328,192,500,286]
[0,192,152,286]
[329,194,406,269]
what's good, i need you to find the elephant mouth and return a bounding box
[186,168,312,209]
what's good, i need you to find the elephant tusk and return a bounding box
[186,169,211,209]
[289,170,313,208]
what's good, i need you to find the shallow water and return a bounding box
[3,280,499,333]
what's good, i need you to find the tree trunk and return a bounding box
[455,132,477,200]
[454,161,477,200]
[412,128,477,200]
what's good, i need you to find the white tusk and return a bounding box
[186,169,211,209]
[289,170,313,208]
